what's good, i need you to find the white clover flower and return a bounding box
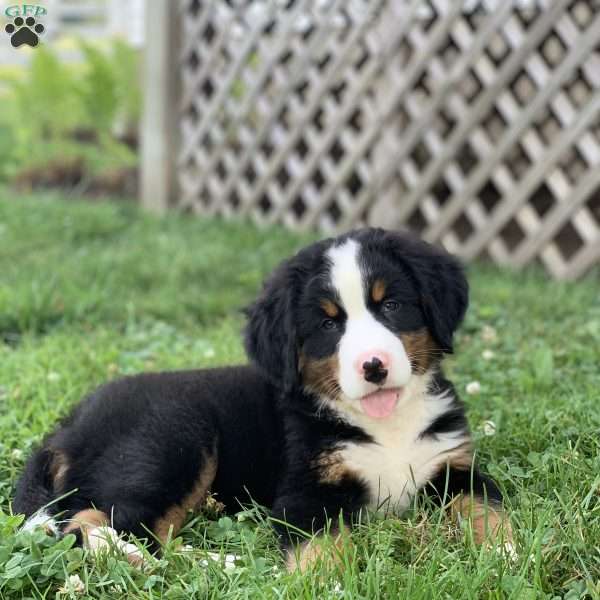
[108,585,124,594]
[47,372,61,382]
[200,552,240,571]
[482,349,495,360]
[466,381,481,395]
[482,420,496,436]
[58,574,85,595]
[481,325,498,343]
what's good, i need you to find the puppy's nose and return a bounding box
[357,353,389,385]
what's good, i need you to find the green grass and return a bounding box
[1,191,599,598]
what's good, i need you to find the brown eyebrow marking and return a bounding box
[320,299,339,318]
[371,279,386,303]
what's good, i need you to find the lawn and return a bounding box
[1,191,599,599]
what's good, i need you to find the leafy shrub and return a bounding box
[0,39,141,193]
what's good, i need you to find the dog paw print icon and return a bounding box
[5,16,45,48]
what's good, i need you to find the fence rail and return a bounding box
[144,0,600,280]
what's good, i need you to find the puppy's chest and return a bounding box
[338,416,466,512]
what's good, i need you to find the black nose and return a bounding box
[362,357,388,384]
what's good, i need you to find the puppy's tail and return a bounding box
[13,447,59,530]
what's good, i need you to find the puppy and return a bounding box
[14,228,512,570]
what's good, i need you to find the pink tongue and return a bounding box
[360,389,399,419]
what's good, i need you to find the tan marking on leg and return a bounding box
[432,445,513,545]
[371,279,386,303]
[49,449,69,493]
[445,441,474,471]
[286,527,351,573]
[153,455,218,543]
[63,509,109,539]
[430,445,513,552]
[451,495,513,546]
[320,299,339,318]
[429,443,474,490]
[314,450,358,485]
[399,329,441,373]
[301,354,341,400]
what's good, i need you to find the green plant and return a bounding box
[0,39,141,189]
[111,38,142,135]
[77,41,120,135]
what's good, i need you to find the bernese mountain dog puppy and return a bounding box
[14,228,512,570]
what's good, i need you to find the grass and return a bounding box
[0,191,599,598]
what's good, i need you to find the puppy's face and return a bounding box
[298,239,434,417]
[245,229,468,420]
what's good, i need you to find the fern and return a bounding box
[110,38,142,134]
[0,39,142,187]
[77,40,119,134]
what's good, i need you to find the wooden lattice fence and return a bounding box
[142,0,600,279]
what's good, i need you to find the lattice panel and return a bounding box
[178,0,600,280]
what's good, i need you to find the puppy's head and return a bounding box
[244,229,468,418]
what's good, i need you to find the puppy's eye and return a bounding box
[321,318,338,331]
[382,300,400,312]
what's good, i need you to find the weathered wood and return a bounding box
[390,0,571,228]
[425,7,600,245]
[140,0,181,213]
[462,91,600,261]
[173,0,600,279]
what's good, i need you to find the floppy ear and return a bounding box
[244,260,299,394]
[414,252,468,353]
[380,230,469,353]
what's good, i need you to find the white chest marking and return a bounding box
[325,239,469,511]
[339,377,469,512]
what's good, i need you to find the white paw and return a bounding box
[86,526,145,567]
[20,510,59,536]
[495,540,518,562]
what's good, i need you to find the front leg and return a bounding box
[427,463,513,548]
[271,466,368,572]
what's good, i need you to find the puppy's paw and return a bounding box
[20,510,59,537]
[86,526,146,568]
[498,540,518,562]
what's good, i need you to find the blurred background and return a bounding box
[1,0,599,279]
[0,1,143,198]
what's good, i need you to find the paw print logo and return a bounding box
[5,16,45,48]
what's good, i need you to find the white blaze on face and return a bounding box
[327,239,412,401]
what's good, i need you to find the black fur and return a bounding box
[14,228,504,557]
[244,238,332,393]
[420,373,468,438]
[357,229,469,352]
[426,467,503,505]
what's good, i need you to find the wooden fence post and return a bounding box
[140,0,180,213]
